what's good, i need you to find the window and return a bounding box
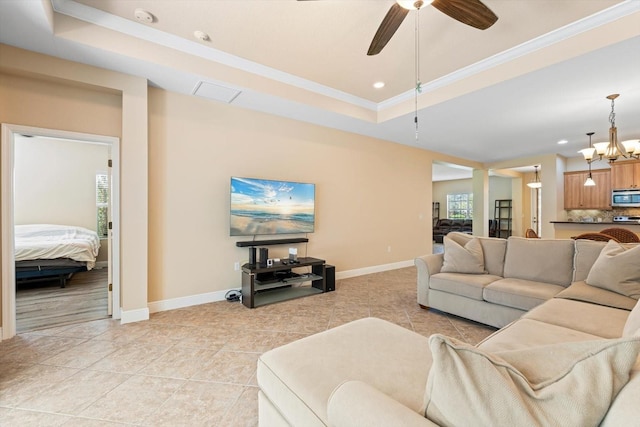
[96,172,108,237]
[447,193,473,219]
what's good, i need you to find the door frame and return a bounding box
[530,186,542,237]
[1,124,121,340]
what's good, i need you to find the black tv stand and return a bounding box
[236,237,309,247]
[241,257,327,308]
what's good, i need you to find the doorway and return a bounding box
[531,186,542,237]
[1,124,121,339]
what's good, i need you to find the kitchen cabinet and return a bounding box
[564,169,611,210]
[611,160,640,189]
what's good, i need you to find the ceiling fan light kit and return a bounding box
[396,0,430,10]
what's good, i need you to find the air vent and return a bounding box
[192,81,241,104]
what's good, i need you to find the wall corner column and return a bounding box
[472,169,489,237]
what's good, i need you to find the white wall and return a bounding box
[14,135,109,232]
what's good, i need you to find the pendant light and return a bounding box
[527,165,542,189]
[583,132,596,186]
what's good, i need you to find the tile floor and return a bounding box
[0,267,496,426]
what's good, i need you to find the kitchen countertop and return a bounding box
[551,221,640,225]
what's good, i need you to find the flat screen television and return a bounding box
[230,176,315,236]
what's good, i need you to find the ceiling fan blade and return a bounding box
[367,3,409,56]
[432,0,498,30]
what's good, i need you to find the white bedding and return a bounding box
[15,224,101,270]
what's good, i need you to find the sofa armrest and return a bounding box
[328,380,437,427]
[415,254,444,307]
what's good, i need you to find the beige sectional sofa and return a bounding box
[257,234,640,426]
[416,232,583,328]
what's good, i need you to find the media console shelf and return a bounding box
[235,238,309,247]
[241,257,327,308]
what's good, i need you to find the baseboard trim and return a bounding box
[148,289,234,314]
[120,307,149,324]
[94,261,108,269]
[335,259,414,280]
[144,260,414,315]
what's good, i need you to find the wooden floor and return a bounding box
[16,268,109,333]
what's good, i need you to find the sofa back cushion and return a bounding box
[573,239,607,282]
[586,240,640,299]
[503,237,575,286]
[446,232,506,277]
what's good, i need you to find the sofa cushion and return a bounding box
[483,278,564,311]
[476,319,602,352]
[441,236,485,274]
[424,333,640,427]
[601,368,640,426]
[430,273,502,301]
[573,239,606,282]
[503,237,574,287]
[523,298,629,339]
[555,281,637,311]
[477,318,603,353]
[257,318,431,426]
[446,232,507,277]
[328,380,438,427]
[623,299,640,337]
[586,240,640,299]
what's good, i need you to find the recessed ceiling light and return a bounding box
[373,82,385,89]
[134,8,155,23]
[557,139,568,145]
[194,30,210,42]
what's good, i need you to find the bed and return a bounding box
[15,224,101,287]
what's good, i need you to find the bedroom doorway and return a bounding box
[1,124,121,339]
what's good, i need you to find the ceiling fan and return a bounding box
[299,0,498,56]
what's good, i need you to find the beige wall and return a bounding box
[0,69,122,329]
[14,135,109,231]
[147,88,435,302]
[433,176,512,221]
[1,44,149,331]
[1,45,479,330]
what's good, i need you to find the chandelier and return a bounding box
[579,94,640,164]
[527,165,542,189]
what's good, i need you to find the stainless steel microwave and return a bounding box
[612,189,640,207]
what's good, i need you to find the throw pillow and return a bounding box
[586,240,640,299]
[424,334,640,427]
[623,299,640,337]
[441,236,485,274]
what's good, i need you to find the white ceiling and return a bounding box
[1,0,639,178]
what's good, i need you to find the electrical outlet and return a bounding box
[234,261,240,271]
[387,246,392,253]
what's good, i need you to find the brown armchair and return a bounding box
[572,232,620,243]
[600,228,640,243]
[525,228,539,238]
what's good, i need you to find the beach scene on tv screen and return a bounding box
[230,177,315,236]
